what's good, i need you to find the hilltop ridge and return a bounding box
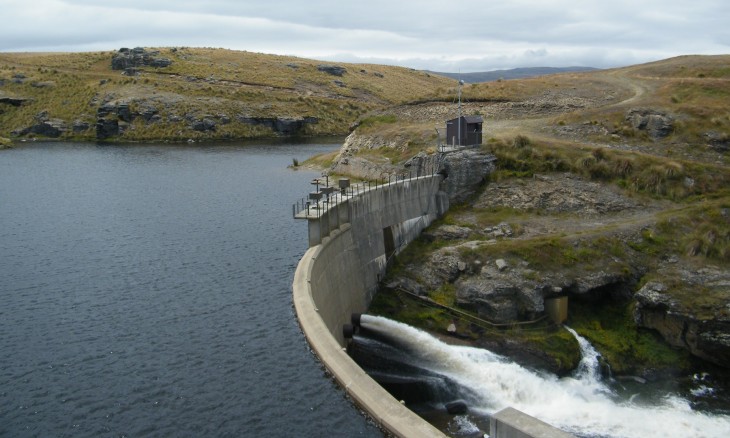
[0,47,453,142]
[428,66,598,83]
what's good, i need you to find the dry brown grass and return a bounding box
[0,48,453,141]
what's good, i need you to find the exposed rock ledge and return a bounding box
[330,131,496,203]
[330,131,406,179]
[383,173,730,370]
[635,269,730,368]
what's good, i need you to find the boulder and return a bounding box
[445,400,468,415]
[317,65,346,76]
[626,108,674,139]
[12,73,26,84]
[438,149,496,203]
[191,118,216,132]
[484,222,513,238]
[111,47,172,70]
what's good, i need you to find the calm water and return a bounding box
[0,141,382,437]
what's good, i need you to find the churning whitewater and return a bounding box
[359,315,730,438]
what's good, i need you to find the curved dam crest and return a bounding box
[292,174,449,437]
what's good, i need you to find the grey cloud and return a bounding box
[1,0,728,71]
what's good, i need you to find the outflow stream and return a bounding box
[352,315,730,438]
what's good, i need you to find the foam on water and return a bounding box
[360,315,730,438]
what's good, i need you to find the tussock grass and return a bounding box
[485,135,730,200]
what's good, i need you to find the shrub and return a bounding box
[576,155,597,169]
[587,161,612,180]
[592,147,606,161]
[513,134,531,148]
[613,158,634,177]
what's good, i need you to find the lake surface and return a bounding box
[0,141,382,437]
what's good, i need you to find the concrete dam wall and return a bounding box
[291,150,572,437]
[292,174,449,437]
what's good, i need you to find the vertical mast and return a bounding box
[457,78,464,145]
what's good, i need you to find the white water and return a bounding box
[360,315,730,438]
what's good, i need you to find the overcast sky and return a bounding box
[2,0,728,72]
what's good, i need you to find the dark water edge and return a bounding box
[0,141,383,437]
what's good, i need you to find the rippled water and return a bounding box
[0,141,382,437]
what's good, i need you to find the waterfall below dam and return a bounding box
[351,315,730,438]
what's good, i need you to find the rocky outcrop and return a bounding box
[238,116,318,135]
[404,149,496,203]
[396,236,636,325]
[405,148,496,203]
[96,101,127,139]
[11,111,67,137]
[317,65,346,76]
[72,120,91,132]
[626,108,674,139]
[438,149,496,203]
[330,132,403,179]
[0,96,30,107]
[475,173,641,216]
[191,118,216,132]
[91,95,318,139]
[385,171,730,370]
[634,271,730,368]
[705,131,729,152]
[111,47,172,70]
[332,132,495,201]
[423,224,472,241]
[96,118,120,139]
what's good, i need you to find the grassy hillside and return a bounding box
[338,55,730,169]
[352,55,730,375]
[0,48,453,142]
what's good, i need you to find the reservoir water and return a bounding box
[0,141,382,437]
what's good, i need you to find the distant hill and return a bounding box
[429,67,599,83]
[0,48,454,142]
